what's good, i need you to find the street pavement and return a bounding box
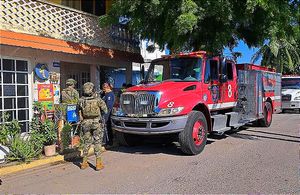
[0,113,299,194]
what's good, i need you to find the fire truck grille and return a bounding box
[282,94,291,101]
[120,93,156,115]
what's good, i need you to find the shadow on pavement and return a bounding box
[280,110,300,114]
[71,159,82,169]
[206,123,300,143]
[225,126,300,143]
[109,139,215,156]
[229,132,300,143]
[243,129,300,139]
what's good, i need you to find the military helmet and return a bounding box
[66,78,77,86]
[83,82,94,96]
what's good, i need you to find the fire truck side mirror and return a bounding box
[220,74,228,83]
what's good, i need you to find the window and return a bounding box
[170,58,202,81]
[204,60,219,83]
[62,0,106,16]
[146,64,164,82]
[282,78,300,89]
[95,0,106,16]
[0,58,30,132]
[81,0,106,16]
[226,63,233,80]
[81,0,94,14]
[61,0,81,10]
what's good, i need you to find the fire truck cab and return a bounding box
[281,76,300,112]
[111,51,281,155]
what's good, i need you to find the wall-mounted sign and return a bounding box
[53,61,60,67]
[53,84,60,104]
[40,101,54,111]
[35,63,49,80]
[38,84,54,101]
[49,72,60,84]
[119,16,130,25]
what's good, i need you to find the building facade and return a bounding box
[0,0,143,132]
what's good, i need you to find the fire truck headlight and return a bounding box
[158,107,184,116]
[295,92,300,100]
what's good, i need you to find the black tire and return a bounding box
[258,102,273,127]
[178,111,208,155]
[116,131,143,146]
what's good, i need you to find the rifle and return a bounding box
[101,113,109,143]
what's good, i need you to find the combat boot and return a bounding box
[96,157,104,171]
[80,156,89,170]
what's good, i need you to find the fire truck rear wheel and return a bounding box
[179,111,208,155]
[258,101,272,127]
[116,131,143,146]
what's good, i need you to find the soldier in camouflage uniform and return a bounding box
[78,82,108,171]
[61,78,79,104]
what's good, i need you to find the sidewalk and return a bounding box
[0,155,64,176]
[0,146,99,176]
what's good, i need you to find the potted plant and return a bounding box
[41,119,57,157]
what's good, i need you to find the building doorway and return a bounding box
[99,66,126,93]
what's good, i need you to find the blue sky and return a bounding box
[224,40,262,64]
[164,40,262,64]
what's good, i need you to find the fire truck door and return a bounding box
[203,59,221,109]
[220,61,237,108]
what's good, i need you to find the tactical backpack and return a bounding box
[81,98,100,118]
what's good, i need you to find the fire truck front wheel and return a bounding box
[258,101,273,127]
[179,111,208,155]
[116,131,143,146]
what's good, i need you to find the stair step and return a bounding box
[225,112,241,128]
[211,114,230,132]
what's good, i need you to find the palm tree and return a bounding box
[251,38,300,74]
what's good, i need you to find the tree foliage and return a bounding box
[252,2,300,74]
[251,38,300,74]
[100,0,299,56]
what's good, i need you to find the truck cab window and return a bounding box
[204,60,218,83]
[148,65,164,82]
[204,61,211,83]
[226,63,233,80]
[145,58,202,83]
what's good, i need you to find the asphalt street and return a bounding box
[0,113,299,194]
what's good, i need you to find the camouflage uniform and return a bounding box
[79,82,107,170]
[61,79,79,104]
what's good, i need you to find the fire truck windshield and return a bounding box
[282,77,300,89]
[145,58,202,83]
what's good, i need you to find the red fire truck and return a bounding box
[111,51,281,155]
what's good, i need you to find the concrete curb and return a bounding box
[0,145,117,176]
[0,155,64,176]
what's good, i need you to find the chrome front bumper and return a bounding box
[111,115,188,135]
[282,101,300,109]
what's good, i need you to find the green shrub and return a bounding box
[7,135,41,162]
[30,116,57,146]
[0,112,21,146]
[61,123,72,150]
[41,119,57,146]
[0,112,43,162]
[29,130,45,152]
